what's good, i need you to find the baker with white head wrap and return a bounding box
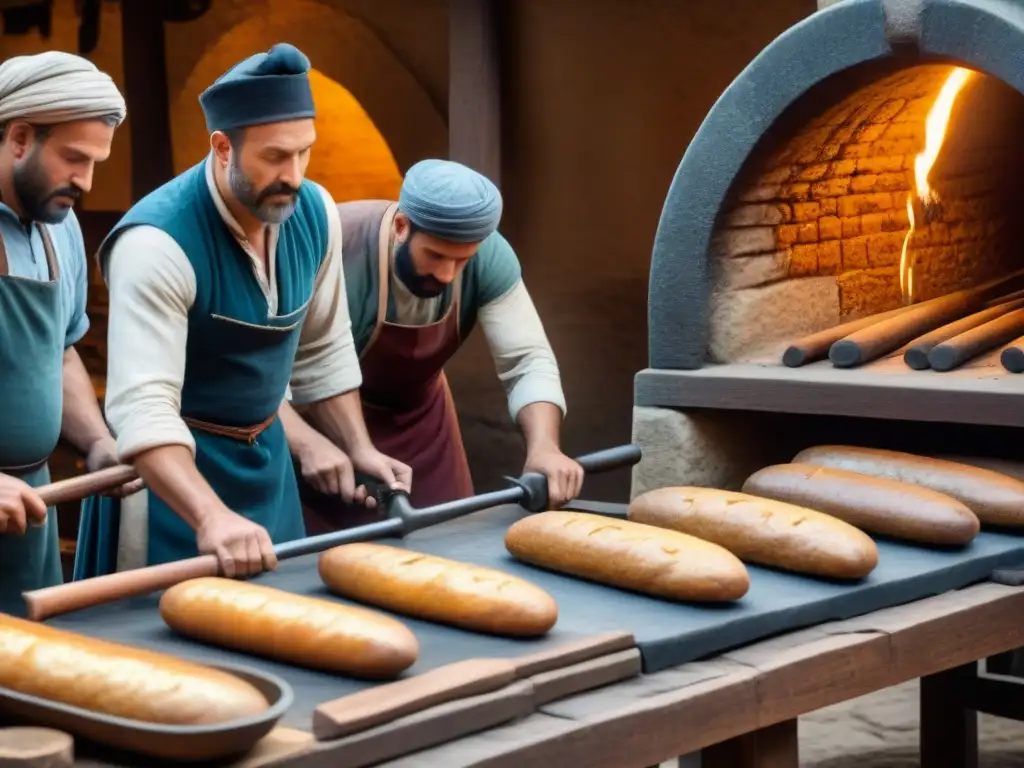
[289,157,581,536]
[0,50,132,618]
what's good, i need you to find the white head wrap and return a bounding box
[0,51,126,127]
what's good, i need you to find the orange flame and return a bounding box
[899,67,973,304]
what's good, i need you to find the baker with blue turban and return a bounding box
[73,43,410,581]
[287,158,582,531]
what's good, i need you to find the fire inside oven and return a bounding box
[714,62,1024,373]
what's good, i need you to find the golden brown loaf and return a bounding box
[318,543,558,637]
[159,577,419,679]
[794,445,1024,527]
[0,613,268,725]
[627,486,879,580]
[742,463,980,546]
[504,510,750,602]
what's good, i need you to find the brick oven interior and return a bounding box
[633,0,1024,499]
[712,60,1024,366]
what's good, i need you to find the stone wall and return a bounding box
[708,64,1024,363]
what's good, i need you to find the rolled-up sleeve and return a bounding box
[103,225,198,460]
[288,183,364,404]
[479,280,568,422]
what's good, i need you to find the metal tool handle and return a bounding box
[22,444,643,621]
[362,443,644,509]
[504,443,643,513]
[574,444,642,474]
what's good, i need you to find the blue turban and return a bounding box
[199,43,315,133]
[398,159,503,243]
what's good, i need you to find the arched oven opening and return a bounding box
[634,0,1024,496]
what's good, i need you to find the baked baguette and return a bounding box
[319,543,558,637]
[504,510,750,602]
[936,455,1024,483]
[0,613,268,725]
[160,577,419,679]
[742,463,980,546]
[794,445,1024,527]
[628,486,879,580]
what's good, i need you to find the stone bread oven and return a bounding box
[632,0,1024,496]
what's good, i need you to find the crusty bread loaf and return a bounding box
[742,463,980,546]
[160,577,419,679]
[504,510,749,602]
[936,455,1024,483]
[628,486,879,580]
[794,445,1024,527]
[0,613,268,725]
[319,543,558,637]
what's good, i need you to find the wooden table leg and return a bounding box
[920,662,979,768]
[701,719,798,768]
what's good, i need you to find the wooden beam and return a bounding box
[448,0,501,184]
[920,663,979,768]
[703,719,799,768]
[119,0,175,201]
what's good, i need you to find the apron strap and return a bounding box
[365,203,465,344]
[0,457,48,475]
[182,412,277,445]
[0,224,59,281]
[0,228,8,277]
[35,223,60,283]
[361,203,400,358]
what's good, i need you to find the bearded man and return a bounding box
[73,43,409,580]
[0,51,138,617]
[284,159,584,535]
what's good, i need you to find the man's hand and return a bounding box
[85,436,145,497]
[294,429,359,498]
[349,445,413,505]
[195,508,278,579]
[0,473,47,535]
[523,448,584,509]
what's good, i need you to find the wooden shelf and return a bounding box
[634,347,1024,428]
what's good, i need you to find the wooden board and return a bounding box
[634,358,1024,427]
[312,632,635,739]
[285,647,641,768]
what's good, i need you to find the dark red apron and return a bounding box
[302,203,474,534]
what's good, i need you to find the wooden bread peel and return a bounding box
[312,631,636,740]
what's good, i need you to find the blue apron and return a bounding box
[0,224,66,617]
[75,160,324,575]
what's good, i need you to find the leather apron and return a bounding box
[0,224,66,616]
[302,203,474,534]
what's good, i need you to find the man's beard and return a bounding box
[12,150,81,224]
[228,160,299,224]
[394,240,446,298]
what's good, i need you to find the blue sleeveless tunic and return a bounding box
[75,158,327,571]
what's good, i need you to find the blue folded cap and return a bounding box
[200,43,315,132]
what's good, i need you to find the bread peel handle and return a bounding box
[24,556,220,622]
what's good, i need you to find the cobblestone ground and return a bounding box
[799,680,1024,767]
[661,679,1024,767]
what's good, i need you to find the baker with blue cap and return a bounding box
[74,44,410,581]
[287,158,582,532]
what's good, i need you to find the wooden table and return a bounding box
[302,582,1021,768]
[68,582,1024,767]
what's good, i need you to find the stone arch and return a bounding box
[648,0,1024,370]
[170,0,446,186]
